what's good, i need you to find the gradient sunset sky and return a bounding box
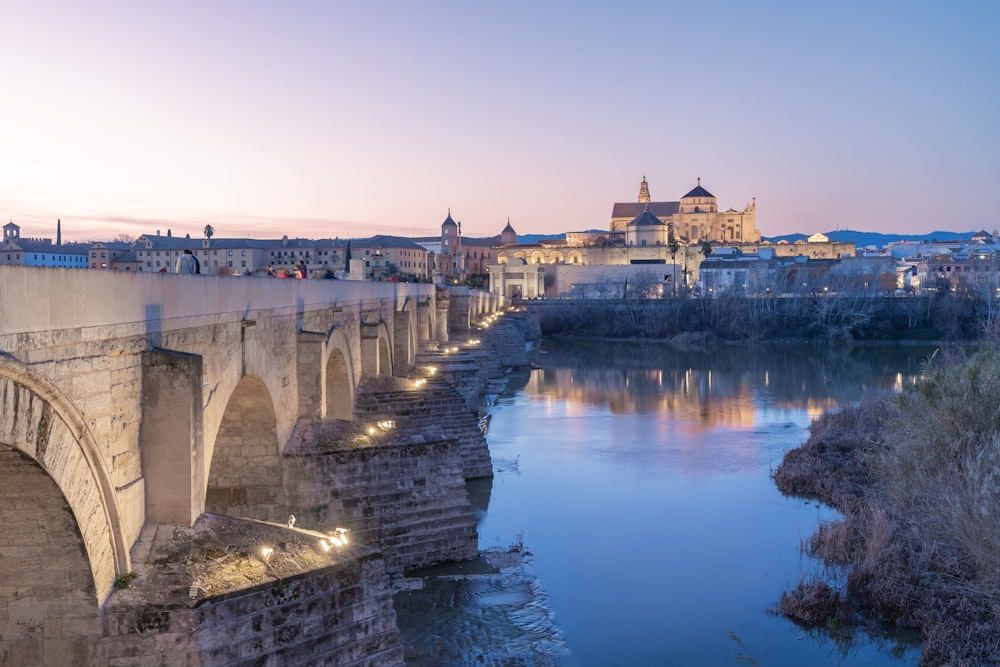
[2,1,996,243]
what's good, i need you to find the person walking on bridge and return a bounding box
[175,249,201,274]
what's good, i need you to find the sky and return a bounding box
[1,1,997,243]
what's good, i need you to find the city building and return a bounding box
[349,235,431,280]
[0,220,89,268]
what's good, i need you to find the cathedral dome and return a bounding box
[682,183,715,199]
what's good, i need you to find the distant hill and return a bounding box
[765,230,977,248]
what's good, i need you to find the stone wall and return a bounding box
[99,544,403,667]
[282,426,478,574]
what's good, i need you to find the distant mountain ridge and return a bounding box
[765,230,978,248]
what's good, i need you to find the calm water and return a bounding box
[396,340,935,666]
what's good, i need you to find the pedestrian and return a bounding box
[296,260,307,279]
[266,264,275,278]
[175,249,200,274]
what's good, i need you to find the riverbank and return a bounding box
[523,296,986,342]
[773,345,1000,666]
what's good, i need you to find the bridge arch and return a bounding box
[393,298,418,373]
[205,374,284,521]
[0,445,102,663]
[377,322,393,376]
[360,322,393,379]
[324,327,355,420]
[0,358,129,604]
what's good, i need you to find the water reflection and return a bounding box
[533,340,934,424]
[395,341,932,666]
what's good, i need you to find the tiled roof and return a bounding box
[135,235,203,250]
[10,240,89,254]
[612,201,679,219]
[460,236,500,247]
[351,235,427,250]
[628,208,667,227]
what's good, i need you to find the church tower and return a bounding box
[440,210,459,276]
[638,176,651,204]
[3,221,20,243]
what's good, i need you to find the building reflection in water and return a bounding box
[530,339,936,432]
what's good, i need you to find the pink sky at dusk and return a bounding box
[2,1,996,243]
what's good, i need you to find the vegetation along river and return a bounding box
[395,339,937,666]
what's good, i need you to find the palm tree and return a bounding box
[203,224,215,240]
[701,241,713,259]
[668,236,681,262]
[667,236,682,298]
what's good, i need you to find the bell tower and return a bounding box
[440,210,459,275]
[638,175,651,204]
[3,221,20,243]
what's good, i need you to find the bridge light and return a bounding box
[261,547,273,562]
[319,539,332,552]
[368,426,377,435]
[325,528,349,547]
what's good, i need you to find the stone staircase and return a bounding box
[282,420,478,575]
[353,377,493,480]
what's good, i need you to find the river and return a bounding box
[395,339,935,666]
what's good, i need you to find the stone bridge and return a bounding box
[0,266,508,665]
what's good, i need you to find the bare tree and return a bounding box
[112,233,135,245]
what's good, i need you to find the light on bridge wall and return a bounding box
[321,527,350,550]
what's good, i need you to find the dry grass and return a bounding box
[776,346,1000,664]
[772,396,887,511]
